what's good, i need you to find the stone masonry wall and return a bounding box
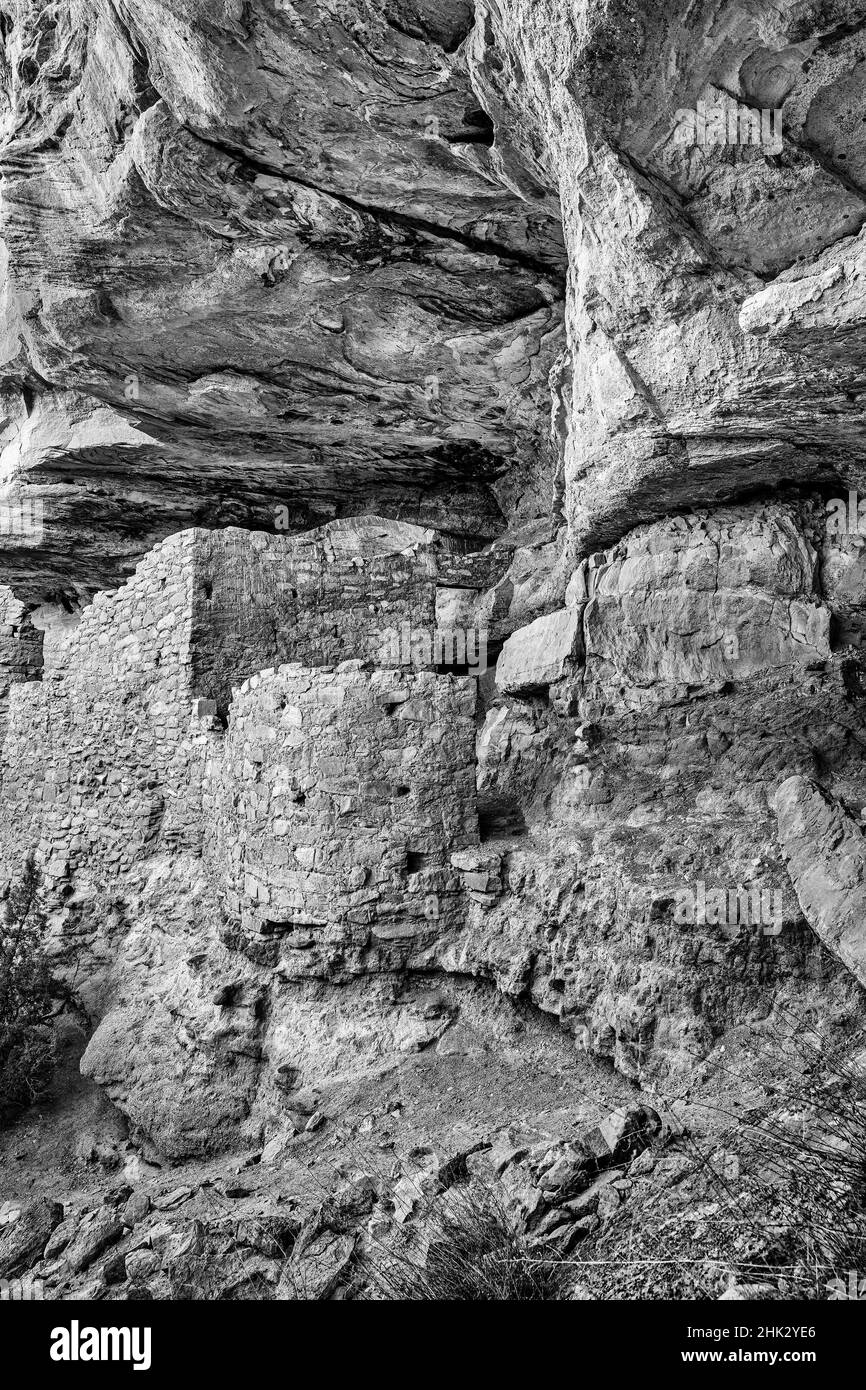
[0,522,484,1153]
[0,518,471,898]
[190,520,445,716]
[0,583,42,741]
[207,660,479,974]
[1,501,862,1149]
[0,530,207,902]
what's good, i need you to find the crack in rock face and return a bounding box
[1,0,866,1304]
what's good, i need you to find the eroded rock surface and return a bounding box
[1,0,866,1301]
[774,774,866,988]
[0,0,566,602]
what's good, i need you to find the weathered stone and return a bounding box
[578,509,830,715]
[155,1188,194,1212]
[125,1249,161,1283]
[279,1230,356,1301]
[536,1145,591,1195]
[284,1089,322,1118]
[0,3,865,1304]
[562,1170,622,1218]
[121,1193,152,1229]
[774,776,866,988]
[496,609,583,694]
[42,1214,78,1262]
[102,1248,129,1286]
[64,1211,124,1275]
[598,1106,660,1159]
[0,1199,63,1278]
[261,1128,296,1166]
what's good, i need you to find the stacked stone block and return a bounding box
[208,661,479,968]
[0,523,481,947]
[190,521,441,714]
[0,584,43,740]
[0,531,213,891]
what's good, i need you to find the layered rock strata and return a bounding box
[0,0,865,1180]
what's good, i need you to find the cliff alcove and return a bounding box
[1,0,865,1305]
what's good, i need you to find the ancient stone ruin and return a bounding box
[1,0,865,1310]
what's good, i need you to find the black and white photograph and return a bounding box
[0,0,865,1355]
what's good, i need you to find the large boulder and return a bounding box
[495,608,583,694]
[773,775,866,989]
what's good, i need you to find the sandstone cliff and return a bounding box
[0,0,865,1302]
